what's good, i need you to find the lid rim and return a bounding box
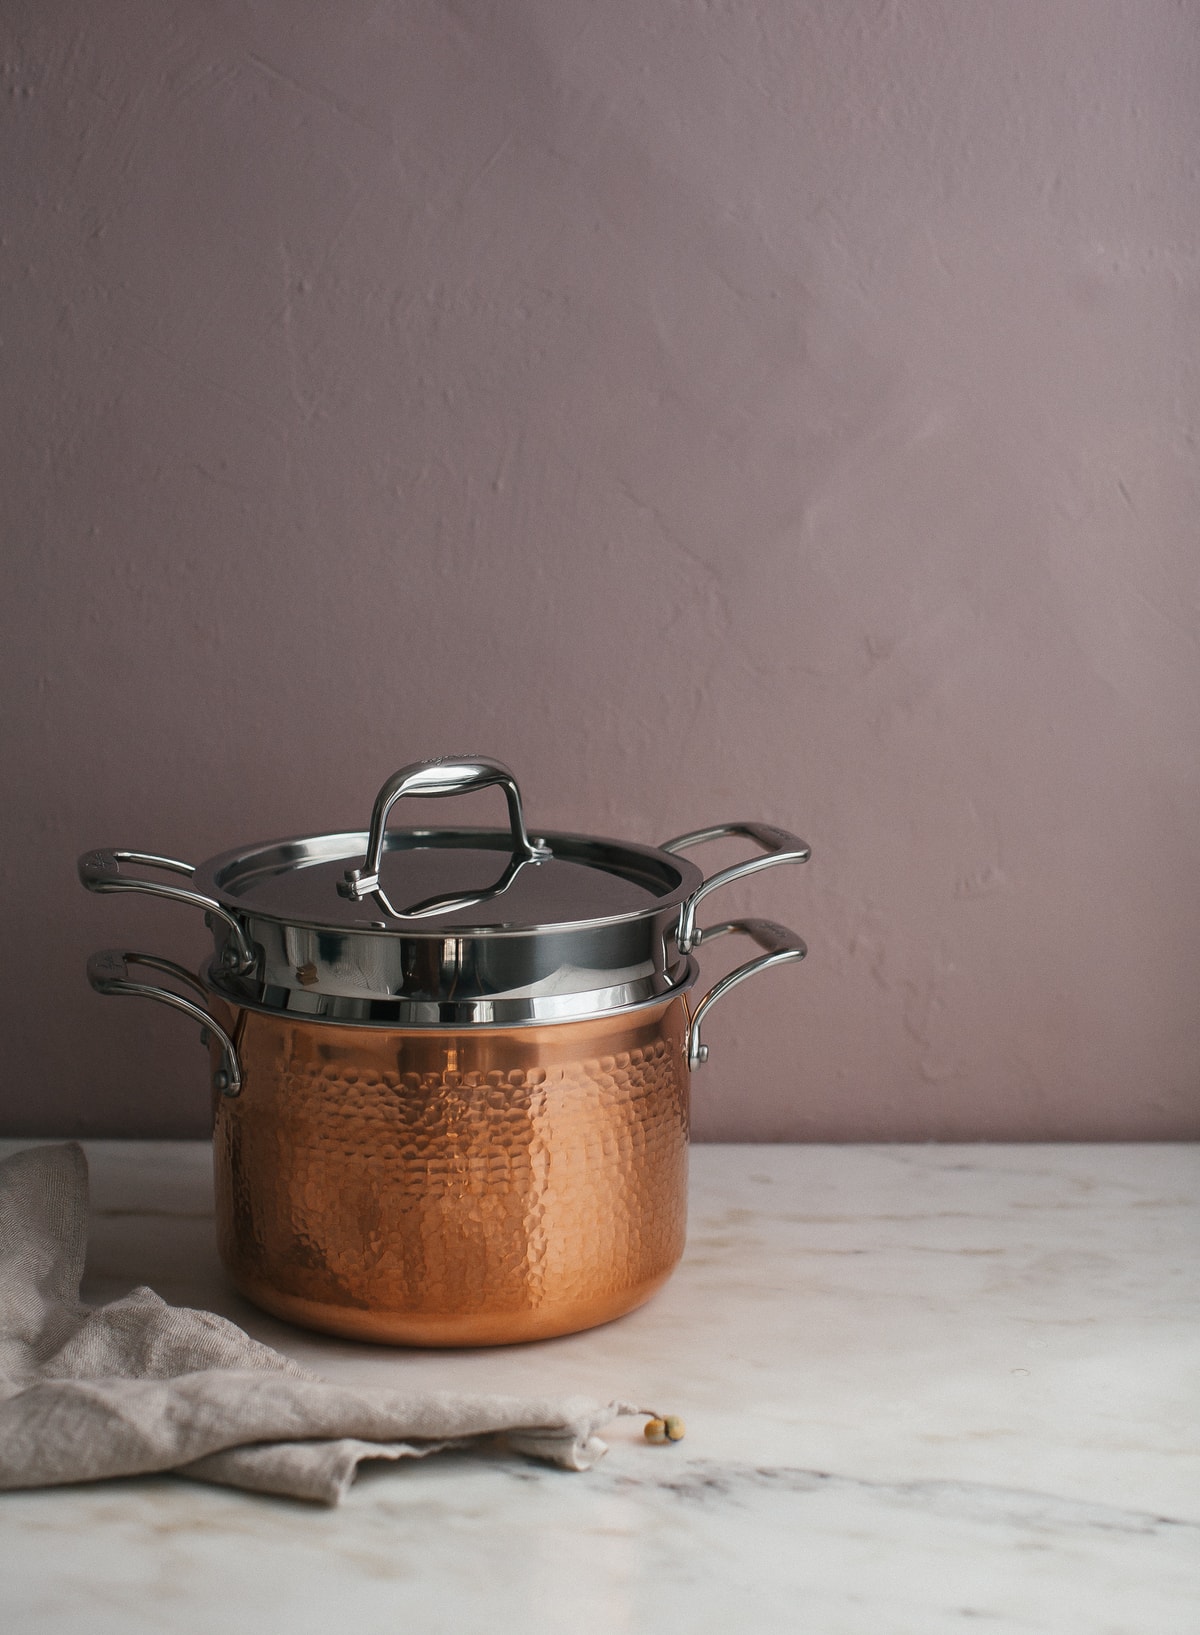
[194,825,704,938]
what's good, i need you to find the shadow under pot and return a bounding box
[82,755,810,1347]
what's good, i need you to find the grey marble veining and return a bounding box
[2,1140,1197,1634]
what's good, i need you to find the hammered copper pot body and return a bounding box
[210,999,690,1346]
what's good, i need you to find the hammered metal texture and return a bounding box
[210,1000,690,1346]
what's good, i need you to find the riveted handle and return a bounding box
[338,756,551,912]
[661,822,811,952]
[78,849,257,976]
[686,918,806,1070]
[87,949,242,1096]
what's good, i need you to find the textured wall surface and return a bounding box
[3,1,1199,1139]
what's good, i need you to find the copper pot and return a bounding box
[83,757,809,1346]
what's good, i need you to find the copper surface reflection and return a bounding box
[210,999,690,1346]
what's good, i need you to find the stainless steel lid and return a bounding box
[201,829,696,935]
[81,757,810,1027]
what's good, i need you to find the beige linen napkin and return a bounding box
[0,1143,636,1504]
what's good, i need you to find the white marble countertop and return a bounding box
[2,1139,1197,1634]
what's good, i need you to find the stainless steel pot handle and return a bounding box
[661,822,811,952]
[338,756,552,909]
[687,919,807,1070]
[78,850,257,976]
[87,949,242,1096]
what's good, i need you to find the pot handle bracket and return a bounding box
[662,821,811,953]
[686,919,807,1070]
[78,850,257,976]
[87,949,242,1096]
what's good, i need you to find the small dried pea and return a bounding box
[663,1415,686,1442]
[643,1417,667,1443]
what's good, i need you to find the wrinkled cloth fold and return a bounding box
[0,1143,635,1504]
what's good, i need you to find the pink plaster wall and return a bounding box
[3,1,1199,1139]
